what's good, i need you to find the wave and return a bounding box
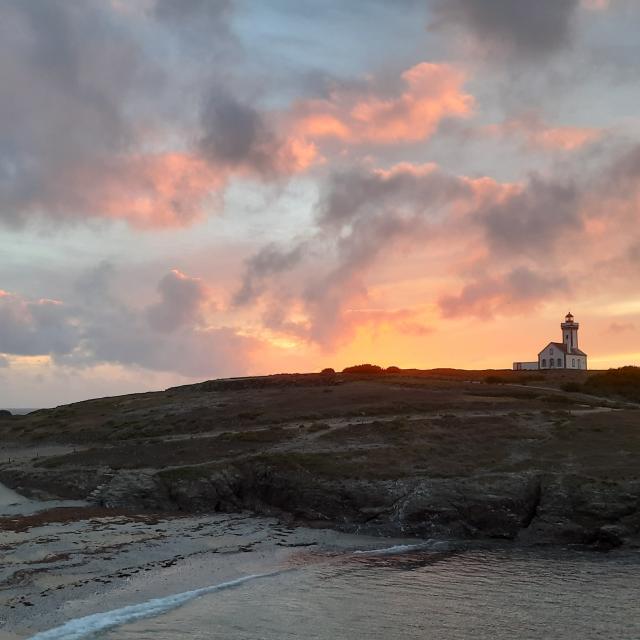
[28,571,281,640]
[352,541,449,556]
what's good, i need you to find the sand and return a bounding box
[0,487,423,639]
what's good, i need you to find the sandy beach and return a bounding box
[0,485,423,639]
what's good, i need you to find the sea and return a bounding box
[1,408,39,415]
[28,544,640,640]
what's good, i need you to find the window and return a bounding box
[550,359,554,368]
[572,358,575,367]
[542,358,546,368]
[578,360,582,369]
[550,348,554,355]
[557,358,562,367]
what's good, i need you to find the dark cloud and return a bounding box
[154,0,232,25]
[234,243,306,306]
[316,165,473,229]
[153,0,237,58]
[439,267,568,318]
[75,261,117,304]
[431,0,580,59]
[627,243,640,264]
[235,163,481,345]
[147,270,207,332]
[601,144,640,195]
[0,0,244,228]
[480,175,580,256]
[0,1,144,225]
[0,268,258,378]
[199,95,279,174]
[0,292,79,357]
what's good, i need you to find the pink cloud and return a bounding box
[486,113,602,151]
[581,0,611,11]
[291,63,474,146]
[34,142,318,230]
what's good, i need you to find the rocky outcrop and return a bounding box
[521,475,640,548]
[54,463,639,548]
[0,467,112,501]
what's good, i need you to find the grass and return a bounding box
[583,366,640,402]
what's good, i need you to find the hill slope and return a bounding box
[1,369,639,548]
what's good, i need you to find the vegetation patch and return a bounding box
[583,366,640,402]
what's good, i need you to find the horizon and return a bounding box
[2,363,629,411]
[2,1,640,406]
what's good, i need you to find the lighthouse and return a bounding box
[537,312,588,370]
[513,312,588,370]
[561,312,579,351]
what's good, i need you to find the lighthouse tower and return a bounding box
[561,312,579,351]
[515,312,588,370]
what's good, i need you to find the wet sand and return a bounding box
[0,488,421,639]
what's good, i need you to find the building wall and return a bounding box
[538,345,587,370]
[567,355,587,370]
[538,344,565,369]
[513,362,539,370]
[562,327,579,350]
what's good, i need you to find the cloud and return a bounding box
[487,113,603,151]
[431,0,580,59]
[581,0,611,10]
[154,0,233,33]
[479,174,581,256]
[291,62,473,146]
[609,321,636,332]
[199,95,317,177]
[0,1,314,230]
[439,267,569,318]
[0,268,261,378]
[0,290,78,357]
[147,269,209,332]
[235,162,509,346]
[0,1,157,226]
[233,243,307,306]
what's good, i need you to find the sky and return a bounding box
[2,0,640,407]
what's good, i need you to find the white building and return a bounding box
[513,312,588,371]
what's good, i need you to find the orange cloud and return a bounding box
[487,113,602,151]
[111,153,224,227]
[59,144,317,230]
[524,124,602,151]
[291,63,474,146]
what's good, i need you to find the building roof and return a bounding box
[538,342,587,357]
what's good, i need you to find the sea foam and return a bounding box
[352,541,448,556]
[28,572,280,640]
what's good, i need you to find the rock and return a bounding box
[4,463,640,549]
[518,475,640,546]
[90,471,173,510]
[0,409,12,418]
[0,467,110,500]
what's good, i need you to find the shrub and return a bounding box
[342,364,384,374]
[386,366,402,373]
[320,367,336,375]
[583,366,640,402]
[561,382,583,393]
[485,375,508,384]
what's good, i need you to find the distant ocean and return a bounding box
[1,408,39,415]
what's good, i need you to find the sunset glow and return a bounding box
[1,0,639,406]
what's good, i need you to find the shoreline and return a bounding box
[1,499,431,640]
